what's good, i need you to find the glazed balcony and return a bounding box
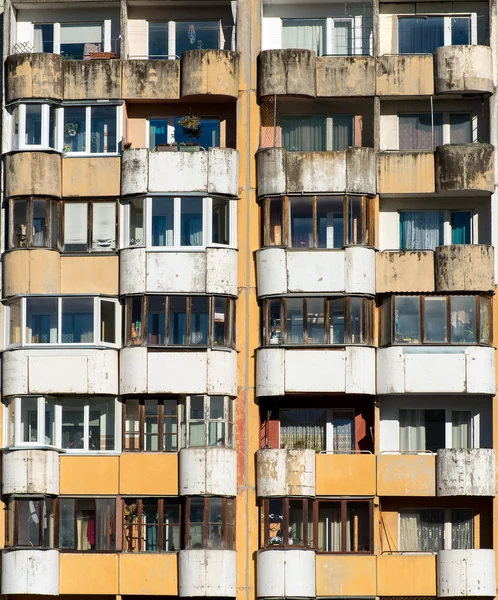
[435,46,493,95]
[179,447,237,496]
[256,449,315,497]
[179,549,236,597]
[2,448,60,495]
[438,550,496,596]
[257,549,315,598]
[6,53,63,103]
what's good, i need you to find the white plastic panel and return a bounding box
[121,149,148,196]
[437,448,496,496]
[345,246,376,294]
[120,347,148,394]
[206,349,237,396]
[147,252,206,294]
[257,550,315,598]
[287,251,346,294]
[345,346,376,394]
[256,248,287,297]
[2,449,60,495]
[1,549,60,595]
[285,350,346,392]
[179,447,237,496]
[120,248,147,296]
[438,549,496,597]
[256,449,315,497]
[148,351,207,394]
[179,549,236,597]
[205,248,238,296]
[256,347,285,397]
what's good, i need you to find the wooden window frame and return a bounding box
[314,499,374,554]
[62,198,118,254]
[123,398,179,453]
[122,498,182,553]
[9,197,61,250]
[261,498,315,549]
[184,496,236,550]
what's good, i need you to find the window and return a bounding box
[399,508,473,551]
[123,196,235,249]
[7,297,119,347]
[123,399,179,452]
[281,115,353,152]
[261,498,314,548]
[9,198,59,249]
[181,395,234,447]
[399,409,473,452]
[282,18,326,54]
[33,21,111,58]
[263,297,373,346]
[10,103,58,150]
[7,497,116,551]
[148,21,222,59]
[6,396,117,451]
[123,498,181,552]
[381,295,492,346]
[125,296,235,348]
[262,195,374,248]
[399,210,472,250]
[398,15,471,54]
[186,496,235,549]
[398,113,473,151]
[147,117,221,150]
[63,105,119,154]
[63,200,117,252]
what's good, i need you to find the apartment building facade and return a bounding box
[0,0,497,598]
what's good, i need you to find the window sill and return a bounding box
[120,245,237,253]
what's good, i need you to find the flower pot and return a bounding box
[157,145,178,152]
[179,146,201,153]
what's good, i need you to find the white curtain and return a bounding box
[33,26,43,52]
[399,409,426,451]
[318,504,341,551]
[333,21,352,55]
[451,509,473,549]
[282,19,325,55]
[64,203,88,246]
[452,411,471,448]
[92,202,116,250]
[280,408,326,451]
[400,509,444,552]
[399,211,444,251]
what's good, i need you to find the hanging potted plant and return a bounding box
[178,114,203,152]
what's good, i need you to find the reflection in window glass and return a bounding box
[33,200,46,247]
[149,22,169,58]
[9,299,21,346]
[148,296,166,345]
[152,198,174,246]
[290,197,313,248]
[394,297,421,343]
[451,17,470,45]
[480,297,491,344]
[190,297,209,345]
[170,296,187,344]
[330,298,345,343]
[129,197,145,246]
[181,197,203,246]
[212,197,230,245]
[174,117,220,149]
[89,399,115,451]
[317,196,343,248]
[62,297,94,343]
[13,199,28,248]
[64,106,86,152]
[149,118,168,148]
[62,399,85,449]
[101,300,116,344]
[307,298,325,344]
[21,397,38,443]
[189,497,205,548]
[451,296,476,344]
[18,500,41,546]
[424,297,447,343]
[26,297,58,344]
[175,21,219,56]
[286,298,304,344]
[91,106,117,153]
[25,105,42,145]
[145,399,159,451]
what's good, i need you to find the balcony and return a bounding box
[120,347,237,396]
[435,46,493,95]
[377,453,436,496]
[60,554,118,594]
[62,157,121,197]
[316,452,376,496]
[181,49,239,98]
[316,56,375,97]
[2,448,60,495]
[179,447,237,496]
[6,53,63,103]
[316,555,376,597]
[60,455,119,495]
[256,247,375,297]
[435,245,494,292]
[5,152,61,198]
[256,449,315,497]
[3,349,119,397]
[377,346,495,394]
[119,454,179,496]
[377,554,436,596]
[376,55,434,96]
[257,549,315,598]
[377,151,435,194]
[376,251,435,293]
[438,550,496,596]
[122,59,180,99]
[436,143,494,193]
[1,549,60,595]
[64,59,121,100]
[119,554,178,595]
[437,448,496,496]
[121,147,238,197]
[256,147,376,198]
[179,549,236,597]
[256,347,376,397]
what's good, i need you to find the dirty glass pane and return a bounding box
[286,298,304,344]
[394,296,421,344]
[12,198,28,248]
[450,296,476,344]
[289,196,313,248]
[17,499,41,546]
[267,499,284,546]
[59,498,75,548]
[423,297,447,343]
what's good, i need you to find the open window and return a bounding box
[10,103,59,151]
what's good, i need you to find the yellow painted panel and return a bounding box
[60,256,119,295]
[6,152,61,198]
[60,456,119,495]
[316,554,376,597]
[62,157,120,197]
[316,454,376,496]
[60,553,118,594]
[119,553,178,595]
[4,250,62,296]
[377,152,435,194]
[119,453,179,495]
[377,554,437,596]
[377,454,436,496]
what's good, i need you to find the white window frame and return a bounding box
[146,20,222,59]
[61,104,122,156]
[9,103,61,151]
[396,13,477,51]
[397,209,475,248]
[31,20,111,54]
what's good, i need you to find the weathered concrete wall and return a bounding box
[179,447,237,496]
[62,157,121,197]
[6,53,63,102]
[2,549,60,595]
[316,56,375,97]
[438,550,496,596]
[435,45,493,95]
[2,449,60,495]
[258,49,316,98]
[181,50,239,98]
[122,59,180,99]
[376,55,434,96]
[377,151,435,194]
[437,448,496,496]
[4,250,61,296]
[6,152,61,198]
[179,549,236,597]
[376,251,435,293]
[256,448,315,496]
[377,454,436,496]
[436,143,494,192]
[435,244,494,292]
[257,550,315,598]
[121,148,148,195]
[64,59,121,100]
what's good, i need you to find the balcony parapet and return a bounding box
[376,54,434,96]
[437,448,496,496]
[181,50,239,99]
[179,549,236,597]
[436,143,494,192]
[1,549,60,595]
[6,53,63,102]
[2,448,60,495]
[257,549,315,599]
[122,59,180,99]
[179,447,237,496]
[6,152,61,198]
[438,549,496,597]
[435,45,493,95]
[256,448,315,497]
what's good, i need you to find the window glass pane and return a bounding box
[13,198,28,248]
[347,196,363,245]
[26,297,58,344]
[45,398,56,446]
[451,17,470,45]
[317,196,343,248]
[101,300,116,344]
[452,411,471,448]
[400,509,444,551]
[268,299,282,345]
[212,197,230,245]
[8,398,15,447]
[95,498,115,551]
[398,17,444,54]
[20,397,38,443]
[318,502,341,551]
[400,211,444,251]
[12,105,19,150]
[349,297,364,343]
[181,197,203,246]
[288,499,304,546]
[75,498,96,550]
[62,398,86,450]
[25,104,42,145]
[424,409,445,452]
[42,498,55,548]
[164,399,178,451]
[49,105,57,149]
[175,21,219,56]
[333,20,352,55]
[59,498,75,549]
[64,106,87,152]
[394,296,421,343]
[174,116,220,149]
[124,399,140,451]
[64,202,88,252]
[451,211,472,244]
[450,296,476,343]
[450,113,472,144]
[89,398,115,451]
[333,115,353,150]
[18,500,41,546]
[152,198,174,246]
[149,22,169,58]
[289,197,313,248]
[148,296,165,345]
[399,113,443,151]
[213,298,227,346]
[189,396,205,446]
[144,399,159,451]
[164,499,181,551]
[268,499,284,546]
[60,22,103,59]
[129,198,144,246]
[268,197,283,245]
[208,396,225,446]
[170,296,187,344]
[424,297,447,343]
[307,298,325,344]
[141,499,159,551]
[49,200,59,249]
[286,298,304,344]
[346,502,370,552]
[62,297,94,343]
[34,23,54,53]
[226,499,235,549]
[332,410,355,452]
[91,106,116,153]
[280,408,326,451]
[480,297,491,344]
[282,116,326,152]
[149,118,168,148]
[32,199,46,247]
[128,296,143,345]
[9,299,21,345]
[400,409,424,451]
[330,298,345,344]
[282,18,325,55]
[92,202,116,250]
[452,509,473,549]
[208,497,223,548]
[189,497,205,548]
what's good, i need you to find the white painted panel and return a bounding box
[207,148,239,197]
[257,550,315,598]
[261,17,282,50]
[466,346,496,394]
[121,149,148,196]
[207,349,237,396]
[257,550,286,597]
[120,248,147,295]
[87,350,119,395]
[376,347,405,394]
[380,113,398,150]
[438,550,496,597]
[148,351,207,394]
[147,251,206,294]
[127,18,147,58]
[345,246,376,294]
[256,247,287,298]
[256,348,285,397]
[3,351,28,397]
[120,347,147,394]
[405,352,466,393]
[179,549,236,597]
[205,248,238,296]
[179,447,237,496]
[437,448,496,496]
[256,449,287,496]
[345,346,376,394]
[287,250,345,293]
[1,549,60,595]
[2,449,60,496]
[299,152,346,194]
[149,152,208,193]
[285,350,346,393]
[29,355,88,394]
